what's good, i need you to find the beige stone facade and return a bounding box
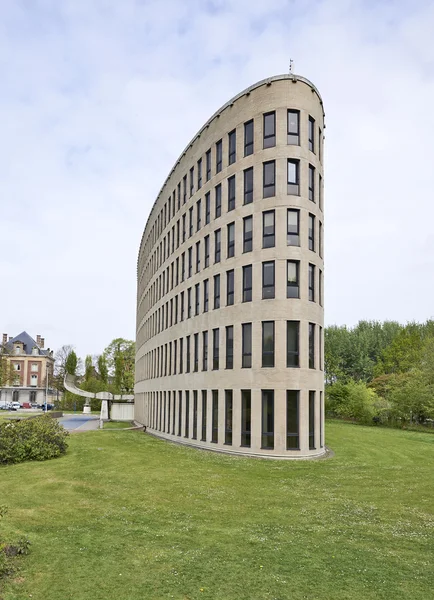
[135,74,325,458]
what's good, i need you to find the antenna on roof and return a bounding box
[289,59,294,74]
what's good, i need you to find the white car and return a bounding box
[11,401,21,410]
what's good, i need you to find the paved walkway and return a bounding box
[58,414,100,432]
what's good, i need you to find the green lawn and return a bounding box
[103,420,134,429]
[0,421,433,600]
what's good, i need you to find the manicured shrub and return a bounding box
[0,416,69,465]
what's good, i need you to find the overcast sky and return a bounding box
[1,0,433,359]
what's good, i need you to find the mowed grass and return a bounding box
[0,421,433,600]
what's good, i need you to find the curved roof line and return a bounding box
[137,73,324,272]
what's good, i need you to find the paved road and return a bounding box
[58,414,100,432]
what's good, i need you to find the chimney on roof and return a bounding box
[2,333,7,345]
[40,338,45,349]
[36,335,41,346]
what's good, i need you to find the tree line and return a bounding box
[325,320,434,426]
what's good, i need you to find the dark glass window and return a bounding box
[287,110,300,145]
[216,139,222,173]
[176,220,180,248]
[319,174,323,211]
[243,216,253,253]
[189,167,194,197]
[319,269,323,307]
[187,287,192,318]
[193,391,198,439]
[243,167,253,204]
[206,149,211,181]
[188,246,192,278]
[205,192,210,225]
[179,338,183,373]
[214,229,221,263]
[287,261,300,298]
[182,214,186,242]
[308,214,315,251]
[178,391,182,436]
[319,326,323,370]
[212,390,218,443]
[287,321,299,367]
[194,333,199,372]
[309,323,315,369]
[202,331,208,371]
[261,390,274,448]
[204,235,210,268]
[214,274,220,309]
[309,391,315,448]
[242,323,252,368]
[203,279,209,313]
[287,209,300,246]
[241,390,251,447]
[227,222,235,258]
[195,283,200,316]
[226,269,234,306]
[286,391,299,449]
[196,241,200,273]
[225,390,233,444]
[242,265,252,302]
[183,175,187,204]
[189,207,193,237]
[319,222,323,258]
[197,158,202,189]
[201,390,207,440]
[309,165,315,202]
[228,175,236,211]
[263,111,276,148]
[212,329,219,370]
[226,326,233,369]
[308,263,315,302]
[228,129,236,165]
[196,199,201,231]
[263,160,275,197]
[308,116,315,153]
[287,160,300,195]
[244,120,254,156]
[262,210,275,248]
[177,182,181,210]
[262,321,275,367]
[262,261,275,299]
[319,128,322,163]
[180,291,185,321]
[186,335,191,372]
[185,390,190,437]
[215,184,222,218]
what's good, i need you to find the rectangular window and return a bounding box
[178,391,182,436]
[212,390,218,443]
[202,331,208,371]
[262,210,275,248]
[197,158,202,189]
[243,215,253,253]
[212,328,219,370]
[287,209,300,246]
[263,111,276,148]
[173,339,177,374]
[309,391,315,449]
[242,265,252,302]
[215,184,222,218]
[216,139,222,173]
[185,391,190,437]
[225,326,234,369]
[263,160,275,198]
[244,119,254,156]
[225,390,233,444]
[180,291,185,321]
[228,129,236,165]
[189,207,193,237]
[203,279,209,312]
[214,274,220,309]
[205,192,210,224]
[186,335,191,372]
[228,175,236,211]
[201,390,207,441]
[308,213,315,251]
[241,390,251,447]
[262,261,275,299]
[320,391,323,448]
[183,175,187,204]
[319,326,323,370]
[319,128,322,162]
[286,390,300,449]
[188,246,192,278]
[196,241,200,273]
[287,260,300,298]
[176,220,180,248]
[242,323,252,368]
[189,167,194,197]
[226,269,234,306]
[261,390,274,449]
[214,228,221,263]
[287,110,300,145]
[319,174,323,211]
[182,214,186,243]
[309,164,315,202]
[308,116,315,153]
[177,182,181,210]
[193,391,198,439]
[195,283,200,316]
[179,338,183,374]
[194,333,199,372]
[308,263,315,301]
[204,235,210,267]
[262,321,275,367]
[243,167,253,205]
[319,269,323,307]
[309,323,315,369]
[287,321,300,367]
[227,222,235,258]
[196,199,201,231]
[319,221,323,258]
[187,287,192,318]
[206,149,211,181]
[287,159,300,195]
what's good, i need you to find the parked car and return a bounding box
[22,402,31,409]
[11,401,21,410]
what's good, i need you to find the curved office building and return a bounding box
[135,74,325,458]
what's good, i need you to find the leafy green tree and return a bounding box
[84,355,94,382]
[65,351,78,376]
[97,354,108,384]
[103,338,135,394]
